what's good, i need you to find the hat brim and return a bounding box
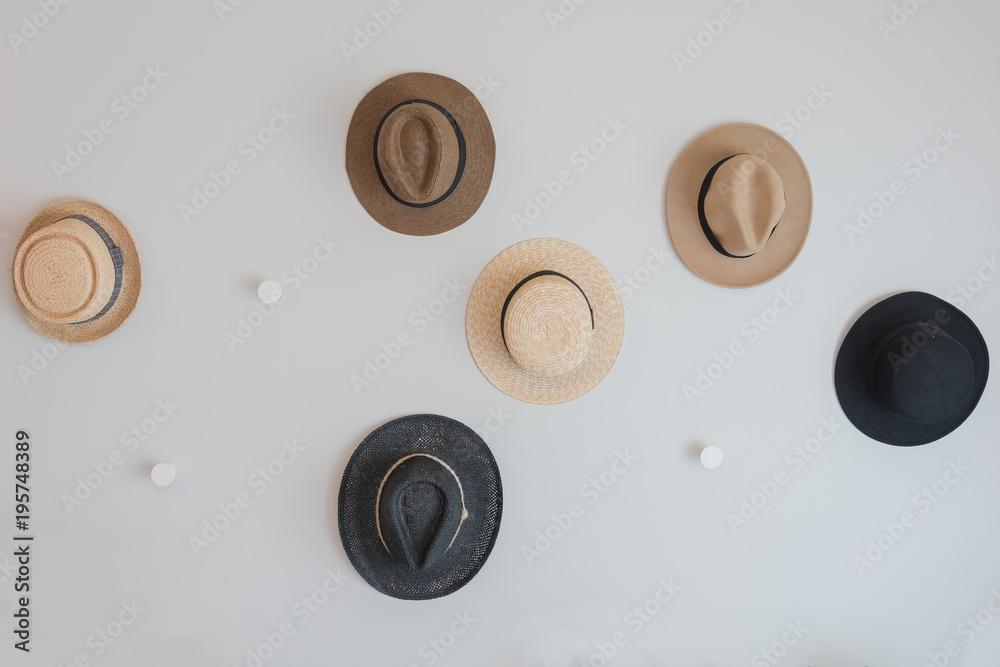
[12,199,142,345]
[338,414,503,600]
[834,292,989,446]
[666,123,812,288]
[466,238,625,405]
[346,73,496,236]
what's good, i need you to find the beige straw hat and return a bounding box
[11,199,141,344]
[346,72,496,236]
[466,238,624,405]
[666,123,812,288]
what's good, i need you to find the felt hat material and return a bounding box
[667,123,812,288]
[835,292,989,446]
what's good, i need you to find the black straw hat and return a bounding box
[835,292,989,446]
[338,414,503,600]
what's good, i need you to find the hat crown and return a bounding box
[376,102,462,206]
[376,454,466,571]
[13,218,117,324]
[703,154,786,257]
[871,323,975,424]
[503,274,593,377]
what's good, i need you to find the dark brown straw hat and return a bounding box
[346,73,496,236]
[338,414,503,600]
[11,199,141,344]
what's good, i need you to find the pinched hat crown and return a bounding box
[700,154,786,258]
[375,101,465,207]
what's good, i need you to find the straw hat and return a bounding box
[835,292,989,446]
[338,414,503,600]
[11,199,141,344]
[666,123,812,288]
[466,238,625,405]
[346,72,496,236]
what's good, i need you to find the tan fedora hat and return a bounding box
[666,123,812,288]
[346,72,496,236]
[466,238,624,405]
[11,199,141,344]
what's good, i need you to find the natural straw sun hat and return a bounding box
[466,238,625,405]
[835,292,989,446]
[346,72,496,236]
[11,199,141,344]
[666,123,812,288]
[338,414,503,600]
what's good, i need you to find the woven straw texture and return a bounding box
[466,238,625,405]
[338,414,503,600]
[666,123,812,288]
[11,199,142,344]
[346,72,495,236]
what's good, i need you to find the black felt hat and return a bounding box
[338,414,503,600]
[835,292,989,446]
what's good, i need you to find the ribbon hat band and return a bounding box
[499,270,595,351]
[375,453,470,559]
[372,99,467,209]
[60,215,125,324]
[697,154,781,259]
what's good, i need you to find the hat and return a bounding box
[466,238,625,405]
[346,72,496,236]
[835,292,989,446]
[338,414,503,600]
[11,199,142,344]
[666,123,812,288]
